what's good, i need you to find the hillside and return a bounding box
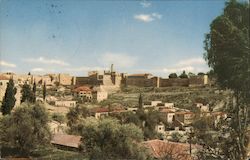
[100,86,231,112]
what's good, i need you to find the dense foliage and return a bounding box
[169,73,178,78]
[179,71,188,78]
[203,0,249,159]
[0,103,51,155]
[21,83,33,103]
[43,82,46,101]
[72,117,148,159]
[66,105,90,131]
[1,78,16,115]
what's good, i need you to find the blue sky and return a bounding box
[0,0,226,77]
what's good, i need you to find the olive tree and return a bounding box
[0,103,51,156]
[203,1,249,159]
[74,117,148,160]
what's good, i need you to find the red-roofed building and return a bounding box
[90,107,110,119]
[90,106,127,119]
[73,86,93,101]
[143,139,201,160]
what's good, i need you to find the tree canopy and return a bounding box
[204,0,249,92]
[168,73,178,78]
[179,71,188,78]
[75,117,148,159]
[203,1,249,159]
[42,82,46,101]
[1,78,16,115]
[21,83,33,103]
[0,103,51,155]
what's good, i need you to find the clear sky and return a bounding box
[0,0,226,77]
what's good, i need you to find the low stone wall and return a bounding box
[126,78,154,87]
[126,76,207,88]
[160,78,189,87]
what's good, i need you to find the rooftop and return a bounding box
[51,134,82,148]
[73,86,92,92]
[90,107,110,113]
[142,139,201,160]
[128,73,153,77]
[175,111,194,115]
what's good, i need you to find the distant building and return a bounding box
[196,103,209,112]
[151,101,162,107]
[73,86,93,101]
[160,108,175,123]
[55,100,76,107]
[96,91,108,102]
[164,103,174,108]
[155,123,165,134]
[90,107,110,119]
[75,64,124,90]
[58,73,75,86]
[174,111,195,126]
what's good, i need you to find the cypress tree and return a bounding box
[1,78,17,115]
[21,82,32,103]
[32,82,36,103]
[179,70,188,78]
[138,93,143,109]
[43,82,46,102]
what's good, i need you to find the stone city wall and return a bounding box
[126,76,208,88]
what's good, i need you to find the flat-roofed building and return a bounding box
[160,108,175,123]
[55,100,76,107]
[175,111,195,126]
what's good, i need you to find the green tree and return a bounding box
[66,105,90,132]
[0,103,51,155]
[138,93,143,109]
[42,82,46,102]
[1,78,16,115]
[51,113,65,124]
[76,117,148,160]
[188,72,196,77]
[197,72,205,76]
[171,132,183,142]
[31,82,36,103]
[168,73,178,78]
[203,1,249,159]
[179,70,188,78]
[21,83,32,103]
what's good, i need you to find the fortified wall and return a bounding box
[1,72,75,86]
[125,74,209,87]
[75,65,124,93]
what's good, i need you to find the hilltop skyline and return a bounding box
[0,0,226,76]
